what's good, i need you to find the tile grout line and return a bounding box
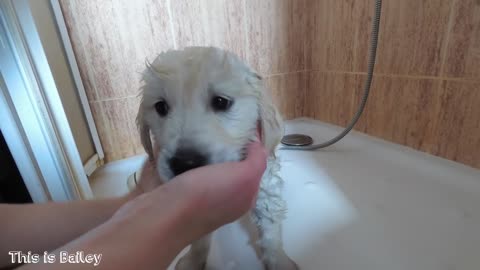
[242,0,250,65]
[89,95,140,103]
[371,73,479,83]
[303,65,310,118]
[71,1,101,102]
[303,0,309,75]
[264,69,479,84]
[439,0,458,78]
[166,0,177,49]
[302,0,309,119]
[88,67,478,104]
[264,69,313,78]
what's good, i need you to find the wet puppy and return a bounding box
[137,46,297,270]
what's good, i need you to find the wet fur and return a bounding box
[136,47,298,270]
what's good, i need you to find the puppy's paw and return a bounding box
[175,255,206,270]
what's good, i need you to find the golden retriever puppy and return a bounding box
[137,46,297,270]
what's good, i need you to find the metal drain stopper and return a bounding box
[281,134,314,146]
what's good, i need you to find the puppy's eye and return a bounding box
[211,96,233,112]
[154,99,169,117]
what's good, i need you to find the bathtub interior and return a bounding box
[89,118,480,270]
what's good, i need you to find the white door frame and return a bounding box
[49,0,105,161]
[0,73,50,203]
[0,0,93,201]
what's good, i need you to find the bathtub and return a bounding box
[90,118,480,270]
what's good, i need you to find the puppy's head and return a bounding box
[137,47,283,181]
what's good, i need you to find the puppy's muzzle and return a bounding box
[168,148,208,176]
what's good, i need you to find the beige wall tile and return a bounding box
[306,71,364,127]
[442,0,480,80]
[308,73,480,169]
[59,0,174,101]
[264,72,307,120]
[374,0,452,76]
[305,0,451,76]
[90,97,143,162]
[59,0,98,101]
[353,76,441,151]
[171,0,247,61]
[88,101,112,159]
[428,80,480,168]
[306,0,374,72]
[246,0,306,75]
[61,0,480,169]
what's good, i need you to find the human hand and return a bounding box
[9,137,267,270]
[127,144,163,197]
[40,141,268,270]
[116,139,267,236]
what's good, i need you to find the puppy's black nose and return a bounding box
[168,148,208,176]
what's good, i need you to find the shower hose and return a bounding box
[280,0,383,151]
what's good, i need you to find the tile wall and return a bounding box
[60,0,480,169]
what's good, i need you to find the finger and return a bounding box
[243,140,268,175]
[256,120,262,142]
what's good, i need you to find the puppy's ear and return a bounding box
[137,58,165,161]
[254,75,284,157]
[136,104,154,161]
